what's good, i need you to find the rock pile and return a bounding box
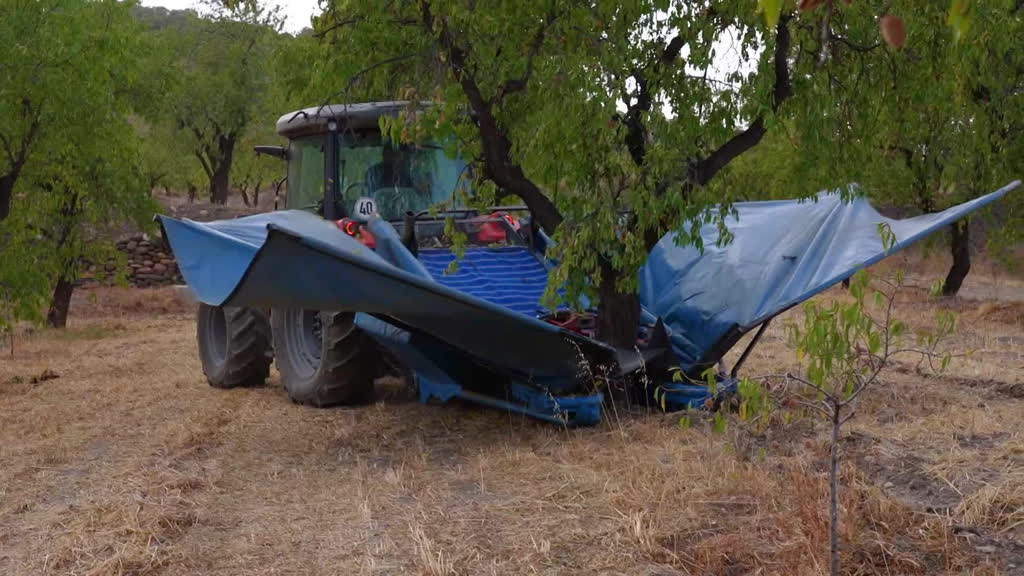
[115,233,183,287]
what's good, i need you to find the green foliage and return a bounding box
[0,0,156,331]
[309,0,1021,316]
[736,377,770,424]
[789,270,878,398]
[786,1,1022,245]
[787,267,956,406]
[136,2,290,203]
[758,0,783,29]
[0,0,137,207]
[313,0,807,310]
[947,0,974,43]
[712,410,729,434]
[722,1,1022,293]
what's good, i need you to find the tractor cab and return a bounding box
[267,102,529,252]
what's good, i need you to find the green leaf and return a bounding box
[758,0,783,30]
[891,320,906,338]
[877,222,896,252]
[669,366,684,382]
[948,0,973,43]
[868,331,882,355]
[712,411,728,434]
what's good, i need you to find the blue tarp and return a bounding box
[159,179,1019,379]
[158,211,617,386]
[639,181,1020,369]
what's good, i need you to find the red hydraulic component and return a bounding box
[497,211,521,231]
[335,218,376,249]
[475,211,520,244]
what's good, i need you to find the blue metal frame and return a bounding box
[355,312,603,426]
[653,376,738,413]
[418,378,603,427]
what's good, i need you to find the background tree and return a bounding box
[135,118,195,196]
[0,0,137,221]
[141,2,283,204]
[0,0,156,329]
[233,130,284,207]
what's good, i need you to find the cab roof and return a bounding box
[275,101,424,139]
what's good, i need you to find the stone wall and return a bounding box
[115,233,183,287]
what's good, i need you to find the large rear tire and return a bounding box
[197,304,273,388]
[271,309,379,406]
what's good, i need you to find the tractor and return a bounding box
[186,102,624,424]
[161,101,1020,426]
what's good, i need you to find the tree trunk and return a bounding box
[0,172,16,221]
[253,180,261,207]
[208,134,236,205]
[595,259,641,349]
[942,220,970,296]
[830,402,842,576]
[46,276,75,328]
[209,161,231,204]
[239,186,251,207]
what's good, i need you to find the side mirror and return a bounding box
[254,145,287,159]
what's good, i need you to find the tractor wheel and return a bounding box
[271,309,379,407]
[197,304,273,388]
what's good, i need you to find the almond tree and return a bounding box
[785,262,956,574]
[312,0,807,347]
[0,0,133,221]
[141,3,283,204]
[0,0,155,329]
[294,0,1008,343]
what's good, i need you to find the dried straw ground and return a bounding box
[1,269,1022,575]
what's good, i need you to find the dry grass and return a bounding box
[1,277,1022,575]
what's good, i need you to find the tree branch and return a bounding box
[833,33,881,53]
[793,398,834,419]
[419,0,563,234]
[325,51,424,114]
[194,152,213,179]
[624,35,687,166]
[314,16,419,39]
[688,14,792,187]
[785,371,839,403]
[0,132,15,167]
[493,11,557,103]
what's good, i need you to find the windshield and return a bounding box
[339,132,469,220]
[285,132,470,219]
